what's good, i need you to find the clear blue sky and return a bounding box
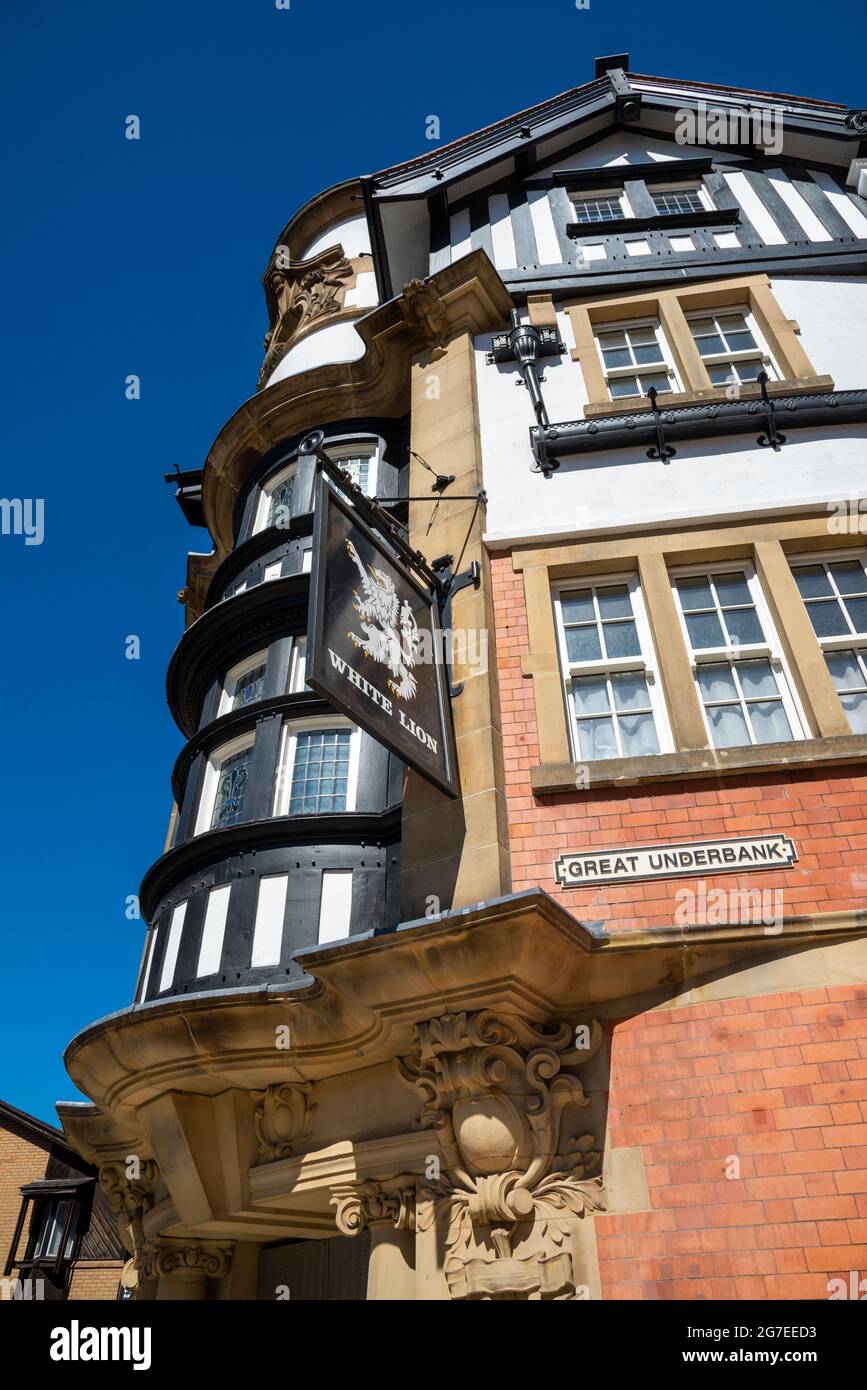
[0,0,862,1123]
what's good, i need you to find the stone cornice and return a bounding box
[200,251,513,554]
[63,887,867,1136]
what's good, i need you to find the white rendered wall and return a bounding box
[265,318,367,387]
[301,214,372,261]
[475,304,867,546]
[770,276,867,392]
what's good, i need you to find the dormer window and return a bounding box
[651,183,713,216]
[571,190,629,224]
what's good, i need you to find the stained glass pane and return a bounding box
[233,663,266,709]
[267,474,295,528]
[212,747,252,829]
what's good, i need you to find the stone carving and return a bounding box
[259,246,354,386]
[330,1178,416,1235]
[401,278,449,356]
[98,1159,158,1268]
[141,1239,234,1282]
[254,1082,315,1162]
[399,1009,605,1300]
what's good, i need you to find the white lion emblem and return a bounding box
[345,538,421,701]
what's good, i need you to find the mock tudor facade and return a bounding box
[59,57,867,1300]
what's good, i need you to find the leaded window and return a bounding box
[652,187,706,216]
[288,730,353,814]
[572,194,626,223]
[233,663,266,709]
[211,746,252,828]
[267,474,295,528]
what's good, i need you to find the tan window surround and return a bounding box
[513,520,866,788]
[557,275,832,417]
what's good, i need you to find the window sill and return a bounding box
[530,732,867,793]
[583,375,835,418]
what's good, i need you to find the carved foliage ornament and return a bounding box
[398,1009,606,1300]
[98,1159,158,1268]
[141,1239,234,1282]
[331,1179,416,1236]
[259,245,354,386]
[401,277,450,355]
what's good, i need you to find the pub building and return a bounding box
[59,57,867,1300]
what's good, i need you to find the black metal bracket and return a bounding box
[298,431,449,598]
[646,387,676,462]
[431,556,482,698]
[755,370,786,451]
[487,308,564,427]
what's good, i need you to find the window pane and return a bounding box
[638,372,671,395]
[829,561,867,595]
[717,313,749,333]
[686,611,725,650]
[723,607,764,646]
[748,700,793,743]
[602,346,632,369]
[632,343,663,365]
[694,331,726,356]
[267,475,295,526]
[289,730,352,814]
[576,717,617,761]
[841,691,867,735]
[793,565,833,599]
[807,601,850,638]
[596,585,632,619]
[561,590,594,623]
[611,671,651,711]
[707,703,751,748]
[609,376,640,398]
[676,576,714,611]
[689,318,716,336]
[825,650,863,690]
[603,620,641,658]
[738,660,778,699]
[707,363,737,385]
[723,330,757,352]
[713,572,752,606]
[212,747,251,828]
[234,663,266,708]
[844,597,867,633]
[572,677,610,716]
[732,359,764,381]
[566,626,602,662]
[598,330,626,348]
[697,663,738,703]
[619,712,660,756]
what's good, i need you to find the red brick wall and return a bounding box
[600,986,867,1299]
[0,1126,49,1270]
[492,553,867,1298]
[492,553,867,929]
